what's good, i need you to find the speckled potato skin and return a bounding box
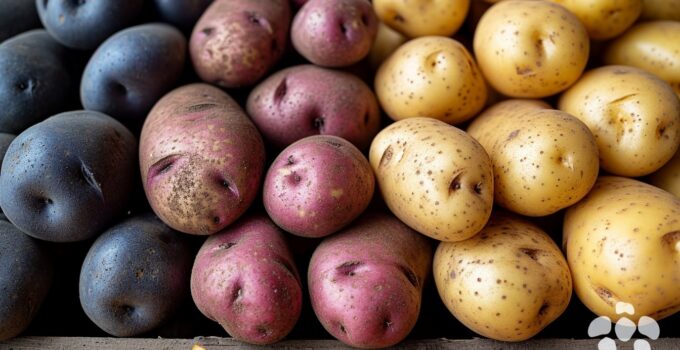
[291,0,378,67]
[473,0,589,98]
[434,211,572,341]
[547,0,641,40]
[140,84,266,235]
[375,36,487,125]
[373,0,469,38]
[640,0,680,21]
[308,211,433,349]
[558,65,680,177]
[190,0,290,88]
[191,214,302,345]
[648,150,680,197]
[467,99,599,217]
[246,65,381,150]
[604,21,680,97]
[263,135,375,238]
[369,117,494,242]
[564,176,680,322]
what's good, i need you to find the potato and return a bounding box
[546,0,642,40]
[640,0,680,21]
[434,211,572,341]
[246,64,380,150]
[263,135,374,238]
[191,214,302,345]
[564,176,680,322]
[467,99,599,216]
[367,22,407,70]
[648,150,680,197]
[291,0,378,67]
[473,0,589,98]
[372,0,469,38]
[558,65,680,177]
[308,211,432,348]
[369,117,494,242]
[604,20,680,98]
[190,0,290,88]
[140,84,265,235]
[375,36,487,125]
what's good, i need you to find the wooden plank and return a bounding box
[0,337,678,350]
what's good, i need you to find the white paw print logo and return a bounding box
[588,302,660,350]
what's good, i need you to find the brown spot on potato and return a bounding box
[185,103,217,113]
[273,78,287,104]
[662,231,680,251]
[218,242,236,250]
[398,265,419,288]
[337,260,362,276]
[379,146,394,168]
[506,129,520,141]
[519,248,542,262]
[594,286,617,306]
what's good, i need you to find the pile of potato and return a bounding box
[0,0,679,347]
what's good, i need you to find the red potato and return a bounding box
[190,214,302,345]
[246,64,381,150]
[291,0,378,67]
[263,135,375,238]
[140,84,266,235]
[190,0,290,88]
[308,211,433,348]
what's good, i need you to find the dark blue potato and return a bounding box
[79,213,193,337]
[0,30,72,134]
[36,0,143,50]
[0,110,137,242]
[0,219,53,341]
[153,0,214,32]
[80,23,186,122]
[0,0,41,43]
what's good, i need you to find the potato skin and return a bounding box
[648,150,680,197]
[640,0,680,21]
[375,36,487,125]
[558,65,680,177]
[190,214,302,345]
[246,65,380,150]
[0,219,53,341]
[547,0,642,40]
[190,0,290,88]
[467,99,599,217]
[308,211,432,348]
[564,176,680,322]
[291,0,378,67]
[473,0,589,98]
[373,0,469,38]
[140,84,265,235]
[434,211,572,341]
[369,117,494,242]
[604,21,680,97]
[263,135,374,238]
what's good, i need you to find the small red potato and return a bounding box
[308,211,433,348]
[191,214,303,345]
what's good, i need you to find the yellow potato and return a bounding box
[468,100,599,216]
[473,0,589,98]
[558,65,680,177]
[369,117,493,242]
[375,36,487,125]
[648,150,680,198]
[604,21,680,97]
[640,0,680,21]
[564,176,680,322]
[434,211,572,341]
[367,21,408,70]
[373,0,469,38]
[547,0,642,40]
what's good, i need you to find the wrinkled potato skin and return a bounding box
[434,211,572,341]
[558,65,680,177]
[140,84,265,235]
[375,36,487,125]
[547,0,642,40]
[467,99,599,217]
[604,21,680,97]
[190,0,290,88]
[564,176,680,322]
[648,151,680,197]
[640,0,680,21]
[369,118,494,242]
[373,0,469,38]
[473,0,589,98]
